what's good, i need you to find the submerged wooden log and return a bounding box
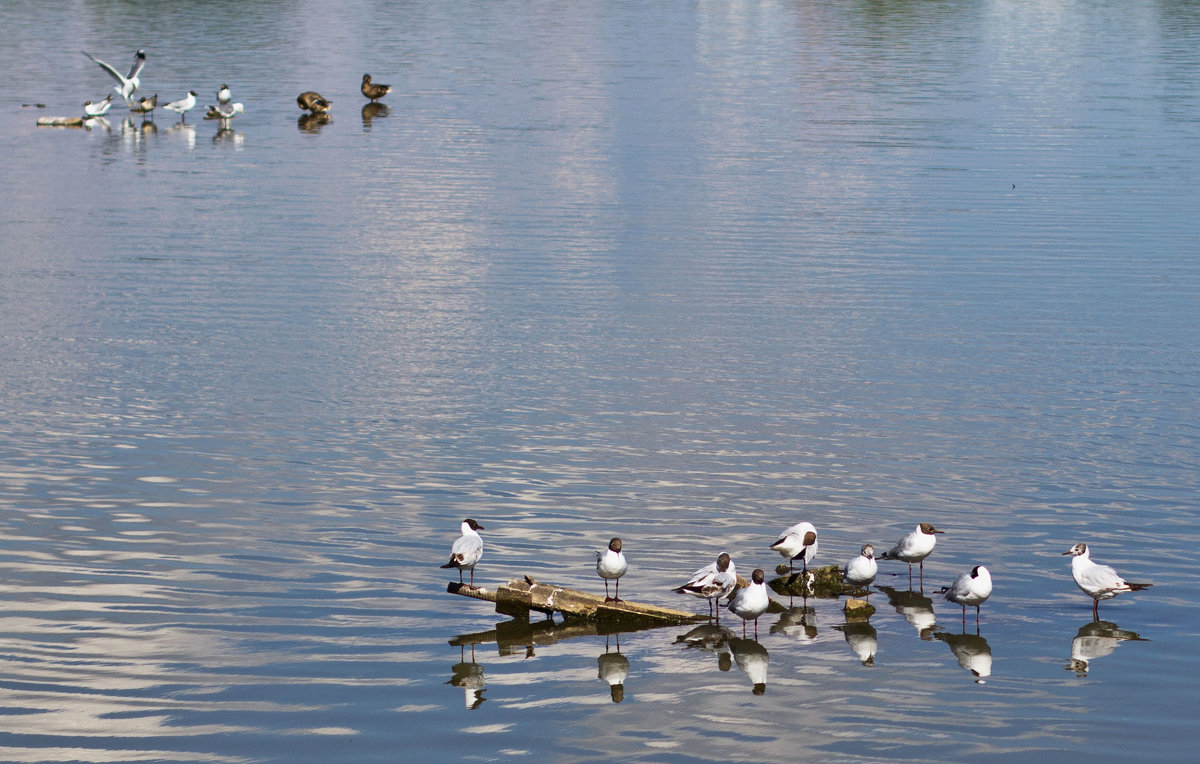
[448,575,706,627]
[37,116,84,127]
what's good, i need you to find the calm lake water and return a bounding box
[2,0,1198,761]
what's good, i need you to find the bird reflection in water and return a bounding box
[447,644,486,710]
[934,630,992,683]
[675,623,735,672]
[877,585,937,639]
[298,112,331,133]
[1067,619,1147,678]
[597,633,629,703]
[214,127,244,147]
[727,637,769,695]
[165,122,196,149]
[771,603,817,643]
[834,619,878,666]
[362,102,389,129]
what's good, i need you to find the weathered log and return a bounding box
[37,116,85,127]
[448,576,706,627]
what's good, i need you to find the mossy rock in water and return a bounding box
[843,598,876,619]
[769,564,860,598]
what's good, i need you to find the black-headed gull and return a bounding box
[769,521,818,576]
[844,543,878,592]
[1063,542,1151,618]
[596,537,628,602]
[880,522,944,578]
[673,552,737,620]
[941,565,992,626]
[361,73,392,102]
[440,518,484,587]
[83,94,113,117]
[82,49,145,104]
[217,84,232,104]
[163,91,197,121]
[728,568,770,639]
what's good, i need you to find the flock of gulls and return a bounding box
[79,47,392,128]
[443,518,1154,638]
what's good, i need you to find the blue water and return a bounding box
[1,1,1198,761]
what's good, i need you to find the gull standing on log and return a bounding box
[596,537,628,602]
[441,519,484,587]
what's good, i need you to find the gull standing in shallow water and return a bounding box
[844,544,878,592]
[83,94,113,117]
[728,569,770,639]
[440,519,484,587]
[82,49,145,104]
[769,521,818,577]
[1063,542,1152,618]
[162,91,197,121]
[596,537,628,602]
[941,565,992,626]
[674,552,737,621]
[881,522,944,580]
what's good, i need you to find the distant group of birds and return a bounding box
[443,518,1153,638]
[79,47,393,126]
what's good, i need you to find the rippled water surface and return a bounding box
[2,1,1199,761]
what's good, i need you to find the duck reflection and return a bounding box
[597,633,629,702]
[447,644,486,709]
[935,631,992,682]
[877,585,936,639]
[727,637,769,695]
[298,112,331,133]
[1067,619,1147,677]
[362,101,389,128]
[771,603,817,642]
[834,620,878,666]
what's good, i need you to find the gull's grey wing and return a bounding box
[126,49,146,80]
[82,51,123,83]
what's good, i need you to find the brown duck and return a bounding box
[297,91,332,114]
[361,73,392,102]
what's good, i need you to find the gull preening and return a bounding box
[769,521,818,577]
[727,568,770,639]
[82,49,146,105]
[440,518,485,587]
[83,94,113,117]
[596,537,628,602]
[673,552,737,621]
[361,73,392,102]
[1063,542,1152,618]
[942,565,992,626]
[163,91,197,121]
[881,522,944,578]
[844,543,878,592]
